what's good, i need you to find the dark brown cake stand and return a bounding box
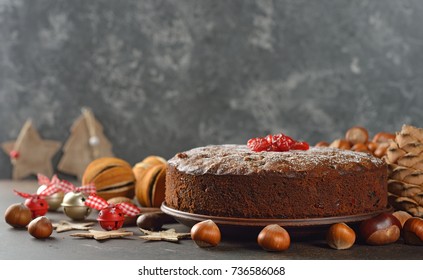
[161,203,393,240]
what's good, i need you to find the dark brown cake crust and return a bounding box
[165,145,388,219]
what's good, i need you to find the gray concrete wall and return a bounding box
[0,0,422,179]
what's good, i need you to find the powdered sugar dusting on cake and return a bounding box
[168,145,386,176]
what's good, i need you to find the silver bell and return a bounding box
[61,192,92,220]
[37,185,65,211]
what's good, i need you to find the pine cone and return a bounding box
[385,124,423,217]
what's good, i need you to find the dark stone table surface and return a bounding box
[0,180,421,260]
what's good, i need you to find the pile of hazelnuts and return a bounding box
[188,211,423,251]
[315,126,395,158]
[4,203,53,239]
[327,211,423,250]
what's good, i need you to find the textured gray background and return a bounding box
[0,0,422,179]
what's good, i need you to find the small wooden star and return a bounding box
[70,229,133,240]
[1,119,61,180]
[53,220,95,233]
[139,228,191,242]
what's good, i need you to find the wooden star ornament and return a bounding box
[70,229,133,240]
[53,220,95,233]
[1,119,61,180]
[139,228,191,242]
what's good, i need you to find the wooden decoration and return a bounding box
[58,107,114,180]
[53,220,95,233]
[1,119,61,180]
[70,229,133,240]
[139,228,191,242]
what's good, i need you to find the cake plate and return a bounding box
[161,203,393,240]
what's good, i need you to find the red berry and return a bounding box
[247,137,271,152]
[291,141,309,150]
[247,133,309,152]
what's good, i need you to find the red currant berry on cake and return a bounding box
[247,133,309,152]
[290,141,309,150]
[247,137,270,152]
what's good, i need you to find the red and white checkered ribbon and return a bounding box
[14,173,61,198]
[85,194,140,217]
[58,180,96,194]
[14,190,35,199]
[14,184,58,199]
[37,174,61,196]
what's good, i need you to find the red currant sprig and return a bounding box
[247,133,309,152]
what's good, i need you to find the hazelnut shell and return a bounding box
[326,223,356,250]
[28,216,53,239]
[392,211,412,228]
[191,219,221,247]
[4,203,32,228]
[345,126,369,145]
[257,224,290,252]
[359,213,401,245]
[403,217,423,245]
[329,139,351,150]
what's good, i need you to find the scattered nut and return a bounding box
[392,211,412,228]
[403,217,423,245]
[191,219,221,248]
[4,203,32,228]
[315,141,329,147]
[136,212,176,231]
[366,141,379,153]
[345,126,369,145]
[326,223,356,250]
[329,139,351,150]
[317,127,393,158]
[359,213,401,245]
[28,216,53,239]
[373,142,389,158]
[372,132,396,144]
[257,224,290,252]
[351,143,370,153]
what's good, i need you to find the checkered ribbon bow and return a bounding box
[58,180,96,194]
[14,183,59,199]
[85,194,140,217]
[14,174,62,198]
[37,173,61,189]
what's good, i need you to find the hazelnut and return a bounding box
[329,139,351,150]
[373,142,389,158]
[345,126,369,145]
[392,211,412,228]
[4,203,32,228]
[191,220,221,248]
[314,141,329,148]
[28,216,53,239]
[372,132,395,143]
[359,213,401,245]
[257,224,290,252]
[136,212,176,231]
[326,223,356,250]
[403,217,423,245]
[366,141,379,153]
[351,143,370,153]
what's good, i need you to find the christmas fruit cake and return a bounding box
[165,134,388,219]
